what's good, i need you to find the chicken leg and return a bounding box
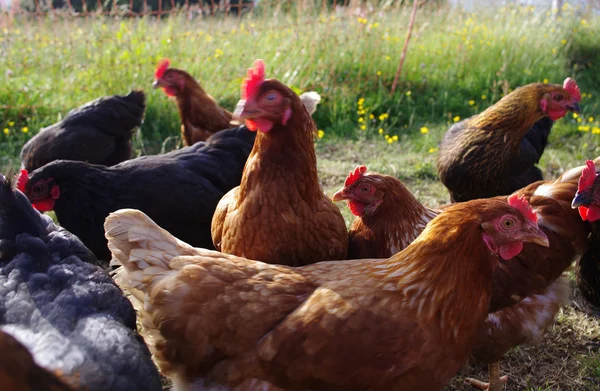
[465,362,508,391]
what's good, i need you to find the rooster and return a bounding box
[18,125,256,265]
[20,91,146,172]
[333,164,591,390]
[570,159,600,310]
[105,195,547,391]
[437,78,581,202]
[0,175,162,391]
[211,60,348,266]
[153,59,234,145]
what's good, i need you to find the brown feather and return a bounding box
[211,79,348,266]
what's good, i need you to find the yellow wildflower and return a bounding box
[387,137,393,144]
[561,39,567,45]
[577,117,583,123]
[317,129,324,139]
[420,126,429,134]
[392,135,398,141]
[589,117,595,122]
[21,127,29,133]
[428,147,438,153]
[405,91,412,97]
[357,98,365,106]
[376,71,382,76]
[578,125,590,132]
[369,114,375,120]
[582,93,588,98]
[378,128,383,134]
[468,100,475,106]
[360,125,367,130]
[573,113,579,119]
[593,127,600,134]
[589,94,593,98]
[8,121,14,126]
[358,117,364,123]
[543,78,549,84]
[385,56,391,61]
[379,113,389,121]
[3,128,8,135]
[453,116,461,122]
[481,95,487,100]
[552,48,557,55]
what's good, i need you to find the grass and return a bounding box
[2,1,600,165]
[2,1,600,389]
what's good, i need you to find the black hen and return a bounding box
[20,91,146,172]
[20,125,256,265]
[0,174,162,391]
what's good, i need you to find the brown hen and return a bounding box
[106,195,547,391]
[437,78,581,202]
[332,165,438,259]
[211,60,348,266]
[333,164,592,391]
[153,58,234,145]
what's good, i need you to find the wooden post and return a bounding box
[390,0,419,95]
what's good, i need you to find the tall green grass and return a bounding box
[1,2,600,167]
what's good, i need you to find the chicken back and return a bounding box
[0,175,162,391]
[106,195,547,391]
[20,90,146,172]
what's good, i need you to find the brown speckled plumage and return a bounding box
[106,199,523,390]
[437,82,574,202]
[211,79,348,267]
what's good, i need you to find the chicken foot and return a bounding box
[465,361,508,391]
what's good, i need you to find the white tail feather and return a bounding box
[105,208,197,299]
[299,91,322,116]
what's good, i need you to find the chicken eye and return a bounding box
[554,94,563,102]
[32,184,43,193]
[360,186,371,194]
[265,93,278,102]
[503,219,514,228]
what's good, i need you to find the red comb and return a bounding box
[563,77,581,102]
[508,193,537,223]
[16,169,28,193]
[345,165,367,186]
[578,160,597,192]
[242,59,265,101]
[155,58,170,79]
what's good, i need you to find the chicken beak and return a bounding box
[567,102,581,113]
[521,223,550,247]
[331,187,348,202]
[152,79,162,89]
[233,99,266,122]
[572,191,592,208]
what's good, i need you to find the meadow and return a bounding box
[2,1,600,389]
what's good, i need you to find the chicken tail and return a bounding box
[299,91,322,116]
[104,208,196,302]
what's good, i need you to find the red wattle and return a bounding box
[579,206,589,220]
[499,241,523,260]
[348,200,366,216]
[32,198,55,212]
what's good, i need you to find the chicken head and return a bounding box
[233,59,293,133]
[572,159,600,221]
[16,169,60,212]
[481,194,549,260]
[332,165,385,216]
[152,58,187,97]
[539,77,581,121]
